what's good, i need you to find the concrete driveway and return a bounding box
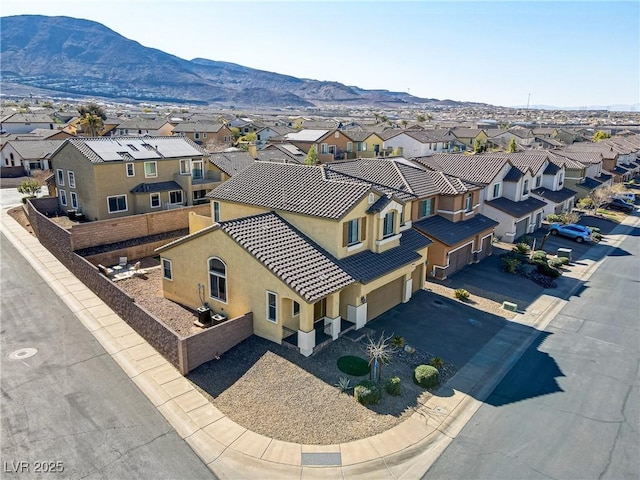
[367,289,530,369]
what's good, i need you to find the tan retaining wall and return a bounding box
[180,313,254,374]
[25,199,236,372]
[71,204,211,250]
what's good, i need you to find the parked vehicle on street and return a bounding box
[613,193,636,203]
[548,223,592,243]
[607,197,635,213]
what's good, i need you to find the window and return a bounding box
[213,201,220,222]
[192,160,204,180]
[293,301,300,317]
[383,211,395,238]
[321,143,328,154]
[357,142,362,152]
[126,163,135,177]
[193,189,207,201]
[70,192,78,209]
[464,194,473,212]
[334,131,339,138]
[107,194,127,213]
[492,183,500,198]
[347,218,359,246]
[419,198,435,218]
[209,258,227,302]
[194,132,200,139]
[144,161,157,178]
[266,291,277,323]
[162,258,172,280]
[346,142,353,153]
[169,190,183,204]
[150,193,161,208]
[59,190,67,206]
[523,179,529,195]
[57,169,64,186]
[179,159,190,175]
[203,132,207,139]
[535,175,541,188]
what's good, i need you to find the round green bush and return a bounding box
[537,262,561,278]
[414,365,440,388]
[337,356,370,376]
[354,380,382,405]
[385,376,402,396]
[531,250,547,262]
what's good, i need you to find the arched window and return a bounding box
[208,257,227,302]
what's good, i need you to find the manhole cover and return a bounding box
[7,348,38,360]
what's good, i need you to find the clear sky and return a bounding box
[1,1,638,109]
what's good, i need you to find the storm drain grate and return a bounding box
[301,452,342,466]
[7,348,38,360]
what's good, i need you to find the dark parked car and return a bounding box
[607,198,635,213]
[548,223,592,243]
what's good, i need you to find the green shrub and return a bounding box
[414,365,440,388]
[454,288,470,301]
[385,376,402,396]
[577,198,594,209]
[337,356,370,376]
[537,263,562,278]
[354,380,382,405]
[429,356,444,369]
[546,214,561,223]
[502,257,520,273]
[512,243,531,255]
[557,256,570,265]
[548,258,565,269]
[531,250,548,263]
[586,226,601,233]
[390,335,405,348]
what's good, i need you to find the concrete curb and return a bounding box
[2,207,637,479]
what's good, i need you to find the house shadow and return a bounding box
[482,332,565,407]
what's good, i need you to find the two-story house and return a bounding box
[172,122,235,146]
[416,153,547,243]
[156,161,431,356]
[49,136,212,220]
[343,131,385,158]
[450,128,488,151]
[509,152,576,217]
[115,118,174,137]
[281,129,357,162]
[0,139,64,173]
[0,113,56,134]
[382,130,454,157]
[324,158,498,279]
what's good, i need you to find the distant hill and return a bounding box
[0,15,488,109]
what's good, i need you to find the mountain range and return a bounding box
[0,15,488,109]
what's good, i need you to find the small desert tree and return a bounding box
[507,137,518,153]
[305,145,318,166]
[366,331,397,382]
[558,211,580,225]
[588,185,614,212]
[473,138,484,153]
[17,179,41,196]
[592,130,611,142]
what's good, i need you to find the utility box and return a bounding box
[557,248,572,262]
[196,306,211,325]
[502,301,518,312]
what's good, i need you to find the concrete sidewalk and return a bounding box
[1,207,637,479]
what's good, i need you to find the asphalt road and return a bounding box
[423,220,640,479]
[0,233,215,480]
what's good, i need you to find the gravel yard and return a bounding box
[114,270,459,444]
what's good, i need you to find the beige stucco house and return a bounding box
[157,161,431,356]
[49,136,215,220]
